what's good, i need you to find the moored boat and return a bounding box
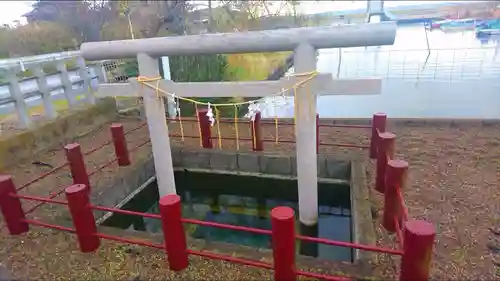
[475,19,500,36]
[438,18,479,31]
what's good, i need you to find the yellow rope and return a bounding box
[177,97,185,142]
[274,115,279,144]
[215,106,222,149]
[293,85,298,124]
[195,103,202,147]
[251,118,257,150]
[134,71,320,149]
[234,105,240,150]
[135,71,319,107]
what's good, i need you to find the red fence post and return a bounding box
[65,143,91,191]
[271,206,296,281]
[375,132,396,193]
[65,184,100,252]
[110,123,131,166]
[370,113,387,159]
[159,194,189,271]
[197,109,213,149]
[0,175,29,235]
[251,112,263,151]
[316,113,320,154]
[400,220,436,281]
[383,160,408,233]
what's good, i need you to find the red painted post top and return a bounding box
[383,160,408,233]
[197,109,213,149]
[251,112,263,151]
[271,206,296,281]
[370,113,387,159]
[110,123,131,166]
[64,143,91,191]
[159,194,189,271]
[65,184,100,252]
[375,132,396,193]
[400,220,436,281]
[0,175,29,235]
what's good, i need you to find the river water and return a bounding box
[261,25,500,119]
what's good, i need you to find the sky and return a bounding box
[0,1,33,25]
[0,1,475,26]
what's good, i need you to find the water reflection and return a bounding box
[261,25,500,119]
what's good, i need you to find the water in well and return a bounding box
[102,170,353,262]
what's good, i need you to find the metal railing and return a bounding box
[0,52,123,131]
[319,46,500,82]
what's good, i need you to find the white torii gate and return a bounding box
[81,22,397,228]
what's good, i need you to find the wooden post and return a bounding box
[159,194,189,271]
[251,112,263,151]
[400,220,435,281]
[383,160,408,232]
[65,143,91,191]
[370,113,387,159]
[110,124,131,166]
[197,108,213,149]
[375,132,396,193]
[0,175,29,235]
[271,206,296,281]
[65,184,100,252]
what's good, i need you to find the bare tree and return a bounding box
[26,0,116,42]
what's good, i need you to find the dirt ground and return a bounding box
[0,115,499,280]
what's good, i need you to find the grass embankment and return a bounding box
[223,52,291,106]
[225,52,290,81]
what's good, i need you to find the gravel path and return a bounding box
[0,116,498,280]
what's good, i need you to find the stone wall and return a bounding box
[172,147,351,180]
[88,146,376,277]
[0,98,117,171]
[91,147,352,216]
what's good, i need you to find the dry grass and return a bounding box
[226,52,291,81]
[0,117,499,280]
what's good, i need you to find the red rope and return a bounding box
[182,218,272,235]
[83,140,112,156]
[22,219,75,232]
[319,124,371,129]
[394,219,404,250]
[395,187,408,221]
[297,270,351,281]
[90,205,161,220]
[87,158,118,177]
[296,235,403,255]
[129,138,151,152]
[16,162,69,192]
[95,232,164,249]
[187,249,273,269]
[11,194,68,206]
[14,217,387,281]
[320,143,369,149]
[16,122,147,193]
[124,122,148,135]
